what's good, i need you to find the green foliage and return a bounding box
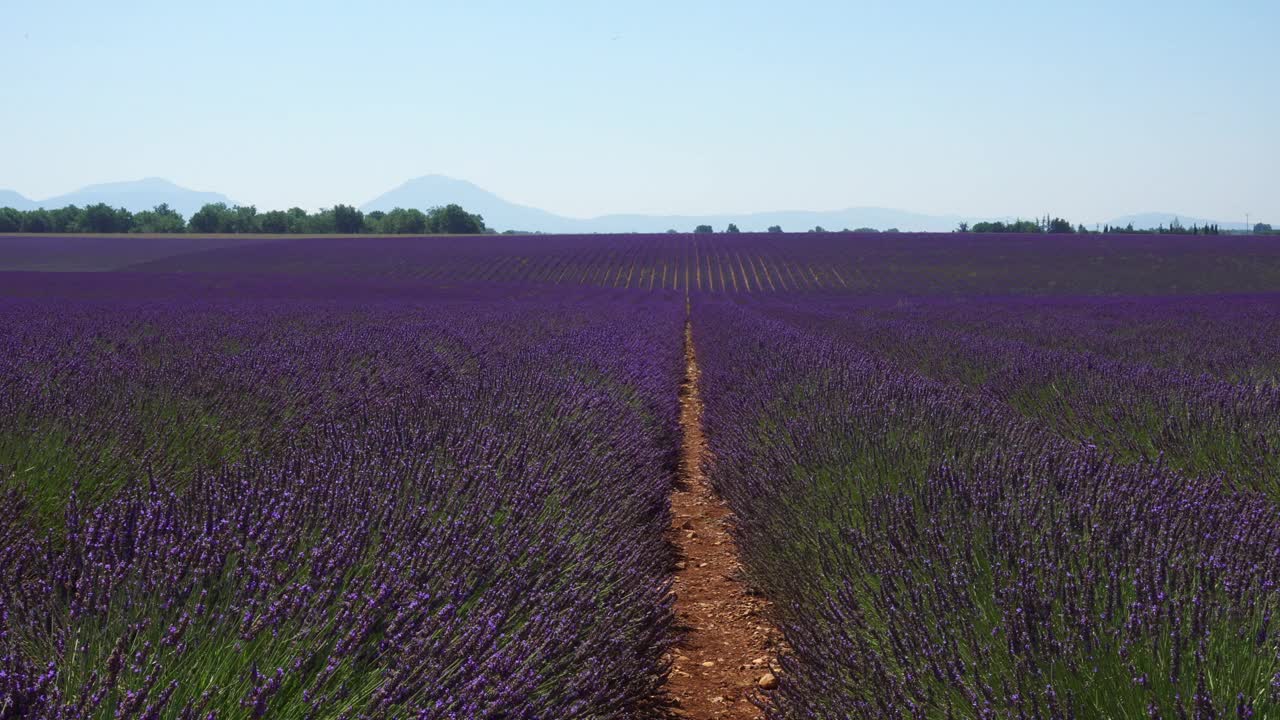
[1103,221,1220,235]
[49,205,86,232]
[188,202,233,233]
[0,201,489,235]
[971,219,1044,233]
[725,223,740,233]
[189,204,261,233]
[304,208,338,233]
[1047,217,1074,233]
[383,207,429,234]
[131,204,186,234]
[259,209,290,233]
[285,207,310,233]
[332,204,364,233]
[0,207,21,232]
[767,225,783,233]
[362,210,386,233]
[694,224,714,234]
[428,204,486,234]
[83,203,133,233]
[20,208,51,232]
[231,205,260,233]
[355,205,480,234]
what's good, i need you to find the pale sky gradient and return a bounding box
[2,0,1277,223]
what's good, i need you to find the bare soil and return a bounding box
[663,320,782,719]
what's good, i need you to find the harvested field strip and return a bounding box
[664,318,780,718]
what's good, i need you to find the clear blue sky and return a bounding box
[2,0,1277,223]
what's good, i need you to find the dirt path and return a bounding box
[664,319,781,719]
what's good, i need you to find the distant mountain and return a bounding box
[34,178,236,219]
[0,179,235,219]
[363,175,974,233]
[362,175,577,232]
[365,176,1267,233]
[0,190,35,211]
[3,174,1252,233]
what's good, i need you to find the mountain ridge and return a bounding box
[362,175,1250,233]
[1,175,1251,232]
[0,179,236,219]
[0,190,35,211]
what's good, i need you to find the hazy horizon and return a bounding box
[3,1,1277,223]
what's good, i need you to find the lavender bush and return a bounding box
[745,296,1280,496]
[4,230,1280,718]
[696,299,1280,718]
[1,278,683,718]
[9,231,1280,294]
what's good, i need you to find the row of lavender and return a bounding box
[9,233,1280,294]
[0,277,684,718]
[753,295,1280,495]
[695,297,1280,717]
[847,295,1280,384]
[116,233,1280,294]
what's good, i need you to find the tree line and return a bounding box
[678,219,1256,235]
[683,224,901,234]
[957,215,1224,235]
[4,203,1268,236]
[1098,220,1222,235]
[0,202,487,235]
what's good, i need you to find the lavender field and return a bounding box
[3,232,1280,718]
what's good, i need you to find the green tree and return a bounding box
[973,219,1042,233]
[363,210,387,233]
[385,207,428,234]
[429,204,485,234]
[0,208,20,232]
[285,207,310,233]
[306,209,338,234]
[1256,223,1273,233]
[83,203,131,233]
[20,209,51,233]
[260,210,290,234]
[693,224,714,234]
[48,206,85,233]
[1047,217,1074,233]
[189,203,234,233]
[11,201,491,235]
[231,205,261,233]
[766,225,783,233]
[332,204,364,233]
[725,223,740,233]
[132,204,186,233]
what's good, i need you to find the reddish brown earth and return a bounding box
[664,320,783,719]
